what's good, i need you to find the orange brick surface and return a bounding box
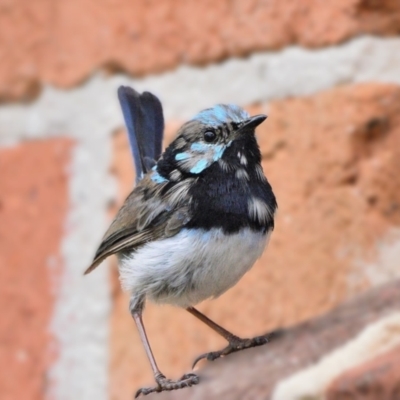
[327,344,400,399]
[1,0,400,100]
[0,139,73,400]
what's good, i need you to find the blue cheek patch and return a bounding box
[151,171,168,183]
[175,152,190,161]
[176,142,228,174]
[191,142,226,161]
[213,145,224,161]
[190,159,209,174]
[190,142,210,153]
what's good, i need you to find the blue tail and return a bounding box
[117,86,164,183]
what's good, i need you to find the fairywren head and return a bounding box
[156,104,267,180]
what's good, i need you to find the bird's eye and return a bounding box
[204,130,217,143]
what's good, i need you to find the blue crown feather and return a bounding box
[192,104,250,126]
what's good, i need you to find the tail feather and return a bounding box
[85,87,165,275]
[117,86,164,183]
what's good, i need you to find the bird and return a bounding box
[85,86,277,397]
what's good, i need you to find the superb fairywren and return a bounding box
[85,86,277,397]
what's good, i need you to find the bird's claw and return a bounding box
[135,373,199,398]
[192,335,269,369]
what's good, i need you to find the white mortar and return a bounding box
[272,313,400,400]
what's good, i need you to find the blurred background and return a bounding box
[1,1,400,399]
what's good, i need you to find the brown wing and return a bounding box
[84,175,193,274]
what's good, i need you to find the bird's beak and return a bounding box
[235,115,267,137]
[241,114,267,130]
[233,114,267,139]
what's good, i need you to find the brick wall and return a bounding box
[1,2,400,400]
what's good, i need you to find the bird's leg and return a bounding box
[187,307,271,368]
[131,299,199,398]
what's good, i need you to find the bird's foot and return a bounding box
[192,334,269,369]
[135,373,199,398]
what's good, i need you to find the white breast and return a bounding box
[119,228,270,308]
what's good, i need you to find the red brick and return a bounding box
[327,344,400,400]
[0,139,73,400]
[1,0,400,100]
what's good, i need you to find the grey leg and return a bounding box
[131,309,163,380]
[131,299,199,398]
[187,306,271,368]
